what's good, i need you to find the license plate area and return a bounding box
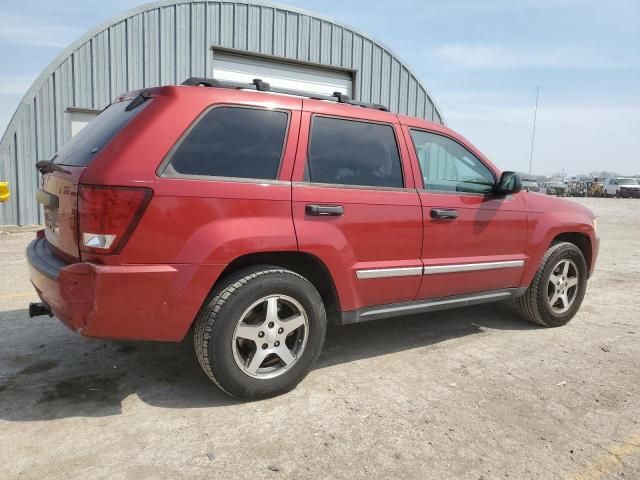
[44,206,59,234]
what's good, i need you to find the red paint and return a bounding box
[28,85,599,342]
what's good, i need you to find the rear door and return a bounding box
[291,102,423,312]
[403,127,528,299]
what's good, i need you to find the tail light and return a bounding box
[78,185,152,255]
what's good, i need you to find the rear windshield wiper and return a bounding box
[36,160,70,175]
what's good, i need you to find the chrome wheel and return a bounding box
[547,259,579,314]
[232,295,309,379]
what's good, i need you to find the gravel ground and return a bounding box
[0,197,639,480]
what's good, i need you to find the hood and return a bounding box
[524,192,595,220]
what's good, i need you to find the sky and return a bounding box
[0,0,639,176]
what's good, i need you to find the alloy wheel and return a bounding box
[547,259,580,314]
[231,295,309,379]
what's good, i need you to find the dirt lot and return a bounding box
[0,197,638,480]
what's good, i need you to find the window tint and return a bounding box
[409,130,495,194]
[307,116,403,188]
[54,99,149,167]
[168,107,288,179]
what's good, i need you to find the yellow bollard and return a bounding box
[0,181,10,202]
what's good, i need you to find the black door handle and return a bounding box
[430,208,459,220]
[305,204,344,216]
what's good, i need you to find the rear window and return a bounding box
[54,99,148,167]
[306,116,403,188]
[165,107,289,180]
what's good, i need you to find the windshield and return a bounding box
[549,182,565,188]
[617,178,639,185]
[53,99,149,167]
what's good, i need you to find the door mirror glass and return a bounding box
[495,171,522,195]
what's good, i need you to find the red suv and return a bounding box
[28,79,599,400]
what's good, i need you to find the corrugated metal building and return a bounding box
[0,0,444,226]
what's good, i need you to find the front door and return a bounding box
[291,102,423,312]
[404,127,528,299]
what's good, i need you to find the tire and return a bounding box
[517,242,588,327]
[193,265,327,400]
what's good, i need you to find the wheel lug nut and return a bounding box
[268,322,275,328]
[274,341,280,347]
[258,331,265,338]
[262,343,268,350]
[278,327,284,334]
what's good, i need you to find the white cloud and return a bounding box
[431,44,637,69]
[446,104,640,175]
[0,13,80,48]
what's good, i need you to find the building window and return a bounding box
[65,108,101,137]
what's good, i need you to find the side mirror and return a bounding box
[494,171,522,195]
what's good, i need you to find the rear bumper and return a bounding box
[27,237,224,341]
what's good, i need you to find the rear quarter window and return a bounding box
[54,99,148,167]
[164,106,289,180]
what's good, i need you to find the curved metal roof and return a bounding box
[0,0,445,225]
[2,0,444,145]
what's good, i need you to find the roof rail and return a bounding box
[181,77,389,112]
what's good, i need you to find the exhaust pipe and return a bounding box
[29,302,53,318]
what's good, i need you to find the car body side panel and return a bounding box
[290,105,424,311]
[520,194,599,286]
[398,123,529,298]
[416,192,529,298]
[76,87,304,340]
[86,88,302,267]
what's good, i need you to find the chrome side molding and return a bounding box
[423,260,524,275]
[356,260,525,280]
[356,266,423,280]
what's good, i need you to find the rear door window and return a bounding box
[306,116,404,188]
[166,106,289,180]
[54,99,149,167]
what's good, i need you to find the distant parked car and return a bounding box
[604,177,640,198]
[541,181,567,196]
[521,180,540,192]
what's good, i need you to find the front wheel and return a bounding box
[193,265,327,400]
[517,242,588,327]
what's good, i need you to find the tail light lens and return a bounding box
[78,185,152,255]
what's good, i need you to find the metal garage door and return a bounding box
[212,51,353,97]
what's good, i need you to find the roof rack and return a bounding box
[181,77,390,112]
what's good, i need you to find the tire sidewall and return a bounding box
[536,245,588,326]
[209,271,326,399]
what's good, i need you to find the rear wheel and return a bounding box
[193,265,326,400]
[517,242,588,327]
